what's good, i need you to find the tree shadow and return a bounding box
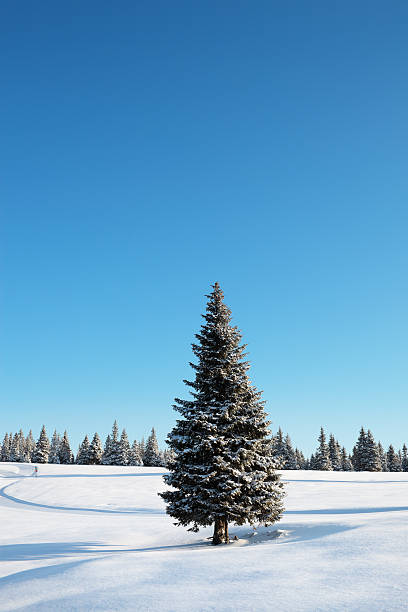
[0,558,93,586]
[232,521,360,546]
[0,540,211,567]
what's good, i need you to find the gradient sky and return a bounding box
[1,1,407,456]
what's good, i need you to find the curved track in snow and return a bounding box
[0,466,166,516]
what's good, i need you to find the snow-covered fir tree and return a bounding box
[271,428,287,468]
[102,434,112,465]
[49,430,61,464]
[295,448,306,469]
[144,428,162,466]
[314,428,332,470]
[341,447,353,471]
[401,444,408,472]
[76,435,90,464]
[162,447,175,467]
[328,434,342,471]
[352,427,366,471]
[10,433,21,462]
[118,429,130,466]
[160,283,285,545]
[377,442,388,471]
[88,433,103,465]
[1,433,10,461]
[17,429,27,462]
[25,430,36,463]
[103,421,121,465]
[128,440,143,466]
[364,430,381,471]
[34,426,50,463]
[58,431,73,464]
[283,434,297,469]
[387,445,401,472]
[352,428,381,471]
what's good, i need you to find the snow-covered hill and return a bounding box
[1,464,407,611]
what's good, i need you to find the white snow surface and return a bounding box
[1,463,408,611]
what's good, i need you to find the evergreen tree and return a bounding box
[159,283,285,545]
[144,428,162,466]
[17,429,27,462]
[364,430,381,471]
[309,453,316,470]
[377,442,388,471]
[295,448,306,470]
[314,428,332,470]
[401,444,408,472]
[328,434,342,471]
[129,440,143,466]
[49,430,61,464]
[271,428,287,468]
[76,435,90,464]
[283,434,297,469]
[88,433,103,465]
[102,434,112,465]
[25,430,36,463]
[9,433,20,462]
[34,426,50,463]
[387,445,401,472]
[103,421,121,465]
[1,433,10,461]
[118,429,131,466]
[340,447,353,471]
[139,437,145,461]
[352,427,366,471]
[162,447,175,467]
[58,431,73,464]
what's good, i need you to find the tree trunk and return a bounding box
[212,517,225,545]
[224,518,229,543]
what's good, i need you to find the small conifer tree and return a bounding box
[401,444,408,472]
[58,431,73,464]
[129,440,143,466]
[314,428,332,470]
[341,447,353,471]
[328,434,342,471]
[377,442,388,471]
[387,445,401,472]
[49,430,61,464]
[34,426,50,463]
[76,435,90,464]
[103,421,121,465]
[144,428,162,466]
[25,430,36,463]
[1,433,10,461]
[118,429,131,465]
[364,430,381,471]
[102,434,112,465]
[88,433,103,465]
[271,428,287,468]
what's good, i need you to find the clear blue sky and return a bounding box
[1,1,407,456]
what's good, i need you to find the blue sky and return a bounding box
[1,1,407,456]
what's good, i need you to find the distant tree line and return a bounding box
[0,421,173,467]
[272,426,408,472]
[1,422,407,472]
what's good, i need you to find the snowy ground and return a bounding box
[1,464,407,611]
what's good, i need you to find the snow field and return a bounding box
[1,464,408,611]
